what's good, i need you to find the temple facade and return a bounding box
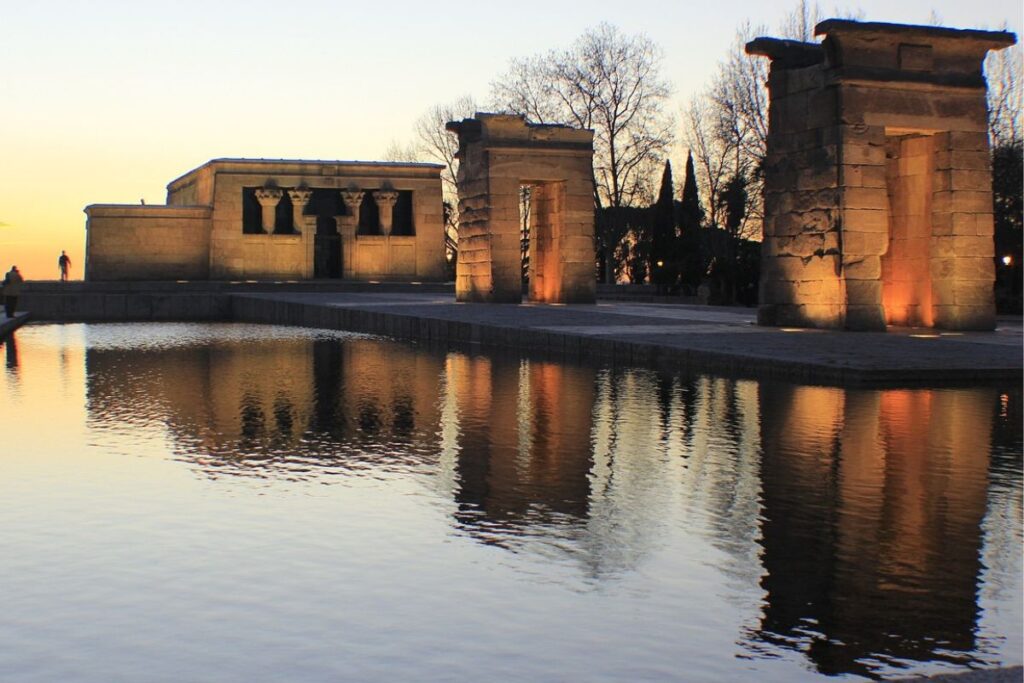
[85,159,447,281]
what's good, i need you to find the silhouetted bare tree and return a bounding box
[685,3,863,242]
[491,23,674,282]
[987,42,1023,311]
[987,42,1022,148]
[384,96,478,266]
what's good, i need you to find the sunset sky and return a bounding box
[1,0,1019,280]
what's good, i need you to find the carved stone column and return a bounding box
[372,190,400,236]
[340,189,364,228]
[339,189,363,279]
[287,188,315,277]
[287,188,313,234]
[254,187,283,233]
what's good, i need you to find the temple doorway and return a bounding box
[882,132,937,327]
[314,217,341,278]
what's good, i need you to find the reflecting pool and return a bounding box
[0,323,1020,682]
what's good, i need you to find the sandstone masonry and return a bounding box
[85,159,446,282]
[749,20,1015,330]
[446,114,596,304]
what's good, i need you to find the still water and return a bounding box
[0,323,1020,682]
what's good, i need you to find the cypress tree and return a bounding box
[650,160,676,291]
[678,152,705,291]
[679,152,704,232]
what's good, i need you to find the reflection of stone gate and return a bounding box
[446,114,596,304]
[749,20,1016,330]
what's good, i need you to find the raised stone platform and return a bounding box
[16,282,1022,386]
[19,280,451,321]
[230,290,1021,386]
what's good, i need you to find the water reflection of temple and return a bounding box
[754,384,997,676]
[82,328,1015,676]
[443,353,595,532]
[84,333,699,573]
[85,335,447,474]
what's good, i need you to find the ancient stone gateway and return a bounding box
[749,20,1016,330]
[446,114,596,304]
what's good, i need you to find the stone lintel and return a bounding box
[745,38,824,68]
[813,19,1016,89]
[447,113,594,158]
[815,19,1017,48]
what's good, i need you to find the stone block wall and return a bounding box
[167,164,215,207]
[749,20,1015,331]
[447,114,595,304]
[758,58,845,328]
[929,131,998,329]
[85,205,211,280]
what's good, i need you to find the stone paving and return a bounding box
[235,291,1022,386]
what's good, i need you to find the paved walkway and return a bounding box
[235,292,1022,386]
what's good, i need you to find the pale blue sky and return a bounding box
[0,0,1020,276]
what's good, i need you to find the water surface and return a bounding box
[0,323,1020,682]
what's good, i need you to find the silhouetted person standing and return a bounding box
[3,265,24,318]
[58,250,71,281]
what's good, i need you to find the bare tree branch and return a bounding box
[987,43,1023,148]
[384,96,478,260]
[490,22,674,212]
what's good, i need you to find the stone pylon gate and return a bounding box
[446,114,596,304]
[749,20,1015,330]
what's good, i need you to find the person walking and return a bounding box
[3,265,24,318]
[58,250,71,281]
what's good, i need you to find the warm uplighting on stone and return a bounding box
[749,20,1016,332]
[446,114,596,304]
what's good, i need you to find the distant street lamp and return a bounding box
[1002,255,1013,266]
[656,260,664,268]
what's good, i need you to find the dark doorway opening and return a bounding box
[315,218,341,279]
[308,189,345,279]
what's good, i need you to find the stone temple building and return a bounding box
[749,20,1015,330]
[85,159,447,281]
[446,113,596,304]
